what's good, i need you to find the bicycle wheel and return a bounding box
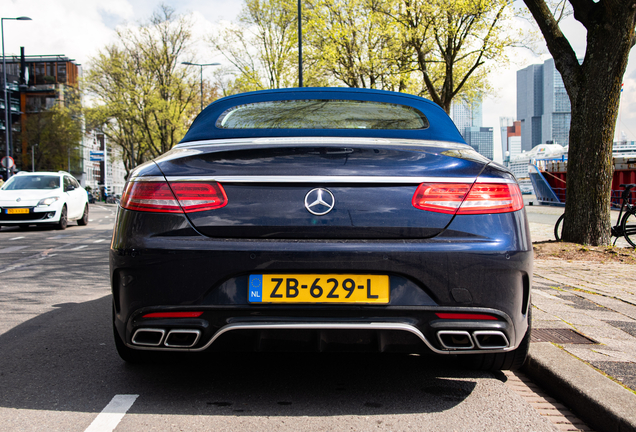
[554,214,565,241]
[621,208,636,247]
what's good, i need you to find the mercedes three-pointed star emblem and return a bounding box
[304,188,335,216]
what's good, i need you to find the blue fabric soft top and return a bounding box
[180,87,465,144]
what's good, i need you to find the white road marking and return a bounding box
[93,239,106,243]
[10,236,24,241]
[0,245,28,253]
[71,245,89,250]
[84,394,138,432]
[88,219,94,222]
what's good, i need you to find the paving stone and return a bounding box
[605,320,636,337]
[560,346,626,363]
[589,361,636,392]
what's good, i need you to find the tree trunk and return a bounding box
[560,8,635,246]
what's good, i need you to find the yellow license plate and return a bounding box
[7,208,29,214]
[248,274,389,304]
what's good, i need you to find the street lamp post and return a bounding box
[2,16,31,180]
[298,0,303,87]
[181,62,220,112]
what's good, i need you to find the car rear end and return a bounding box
[110,89,532,369]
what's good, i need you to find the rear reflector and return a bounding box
[412,182,523,215]
[435,313,499,321]
[121,181,227,213]
[143,312,204,318]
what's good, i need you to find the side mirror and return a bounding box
[65,185,76,192]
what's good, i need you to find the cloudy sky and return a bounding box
[5,0,636,163]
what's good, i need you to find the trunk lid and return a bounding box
[153,139,489,239]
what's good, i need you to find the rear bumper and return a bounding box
[110,208,532,355]
[117,307,521,355]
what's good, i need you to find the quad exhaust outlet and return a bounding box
[132,328,201,348]
[437,330,509,350]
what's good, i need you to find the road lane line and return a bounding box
[84,394,138,432]
[93,239,106,243]
[9,236,24,240]
[71,245,89,250]
[0,246,28,254]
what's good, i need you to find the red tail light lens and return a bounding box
[143,312,204,318]
[435,313,499,320]
[458,183,524,214]
[412,182,523,215]
[170,182,228,212]
[411,183,471,214]
[121,182,181,213]
[121,181,228,213]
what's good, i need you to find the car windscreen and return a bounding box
[1,175,60,190]
[216,100,430,130]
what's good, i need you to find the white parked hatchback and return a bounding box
[0,171,89,230]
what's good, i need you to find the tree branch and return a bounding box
[523,0,582,97]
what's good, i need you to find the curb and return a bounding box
[522,342,636,432]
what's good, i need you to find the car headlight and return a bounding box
[37,197,60,207]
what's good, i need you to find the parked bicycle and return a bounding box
[554,183,636,247]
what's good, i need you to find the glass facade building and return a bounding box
[464,126,494,159]
[517,58,572,151]
[451,99,494,160]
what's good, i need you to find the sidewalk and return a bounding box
[525,218,636,431]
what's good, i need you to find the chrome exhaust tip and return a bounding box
[132,328,165,346]
[473,331,509,349]
[437,330,474,350]
[164,329,201,348]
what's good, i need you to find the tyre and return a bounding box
[621,209,636,248]
[554,214,565,241]
[77,204,89,226]
[56,205,68,230]
[463,309,532,371]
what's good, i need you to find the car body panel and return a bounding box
[110,88,532,362]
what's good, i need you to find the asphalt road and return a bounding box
[0,204,558,432]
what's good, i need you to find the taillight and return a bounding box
[120,181,228,213]
[435,313,499,320]
[412,182,523,215]
[143,312,204,318]
[411,183,471,214]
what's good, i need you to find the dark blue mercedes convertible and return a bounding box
[110,88,532,370]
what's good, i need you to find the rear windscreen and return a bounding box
[216,100,429,130]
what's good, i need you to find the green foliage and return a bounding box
[85,5,205,178]
[210,0,300,93]
[23,101,83,174]
[373,0,516,112]
[212,0,521,112]
[305,0,414,91]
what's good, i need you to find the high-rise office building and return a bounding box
[464,126,494,159]
[451,98,493,159]
[517,58,571,151]
[451,98,482,133]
